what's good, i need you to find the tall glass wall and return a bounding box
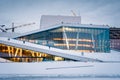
[18,26,110,53]
[62,27,110,53]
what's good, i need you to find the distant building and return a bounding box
[40,15,81,29]
[110,28,120,50]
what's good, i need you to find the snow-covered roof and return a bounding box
[0,32,21,38]
[14,23,109,38]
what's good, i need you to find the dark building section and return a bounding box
[110,28,120,50]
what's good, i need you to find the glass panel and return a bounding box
[17,26,110,53]
[0,43,75,62]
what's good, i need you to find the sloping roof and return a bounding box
[0,32,21,38]
[14,23,109,38]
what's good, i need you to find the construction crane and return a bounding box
[5,22,35,32]
[0,25,6,32]
[71,10,77,16]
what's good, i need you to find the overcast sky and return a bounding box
[0,0,120,33]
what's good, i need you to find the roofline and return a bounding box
[14,23,109,38]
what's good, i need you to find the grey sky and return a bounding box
[0,0,120,33]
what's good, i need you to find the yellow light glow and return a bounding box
[54,56,63,61]
[54,44,93,47]
[53,38,94,42]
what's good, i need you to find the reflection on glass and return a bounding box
[18,26,110,53]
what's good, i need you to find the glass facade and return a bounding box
[0,43,73,62]
[18,26,110,53]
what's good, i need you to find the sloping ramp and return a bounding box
[0,57,12,62]
[0,37,102,62]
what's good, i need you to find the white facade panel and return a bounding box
[40,15,81,29]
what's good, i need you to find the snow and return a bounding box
[0,32,20,38]
[0,61,120,76]
[80,51,120,62]
[0,58,12,62]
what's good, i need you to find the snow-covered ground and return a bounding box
[0,61,120,76]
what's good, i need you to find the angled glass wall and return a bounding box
[0,43,71,62]
[62,27,110,53]
[17,26,110,53]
